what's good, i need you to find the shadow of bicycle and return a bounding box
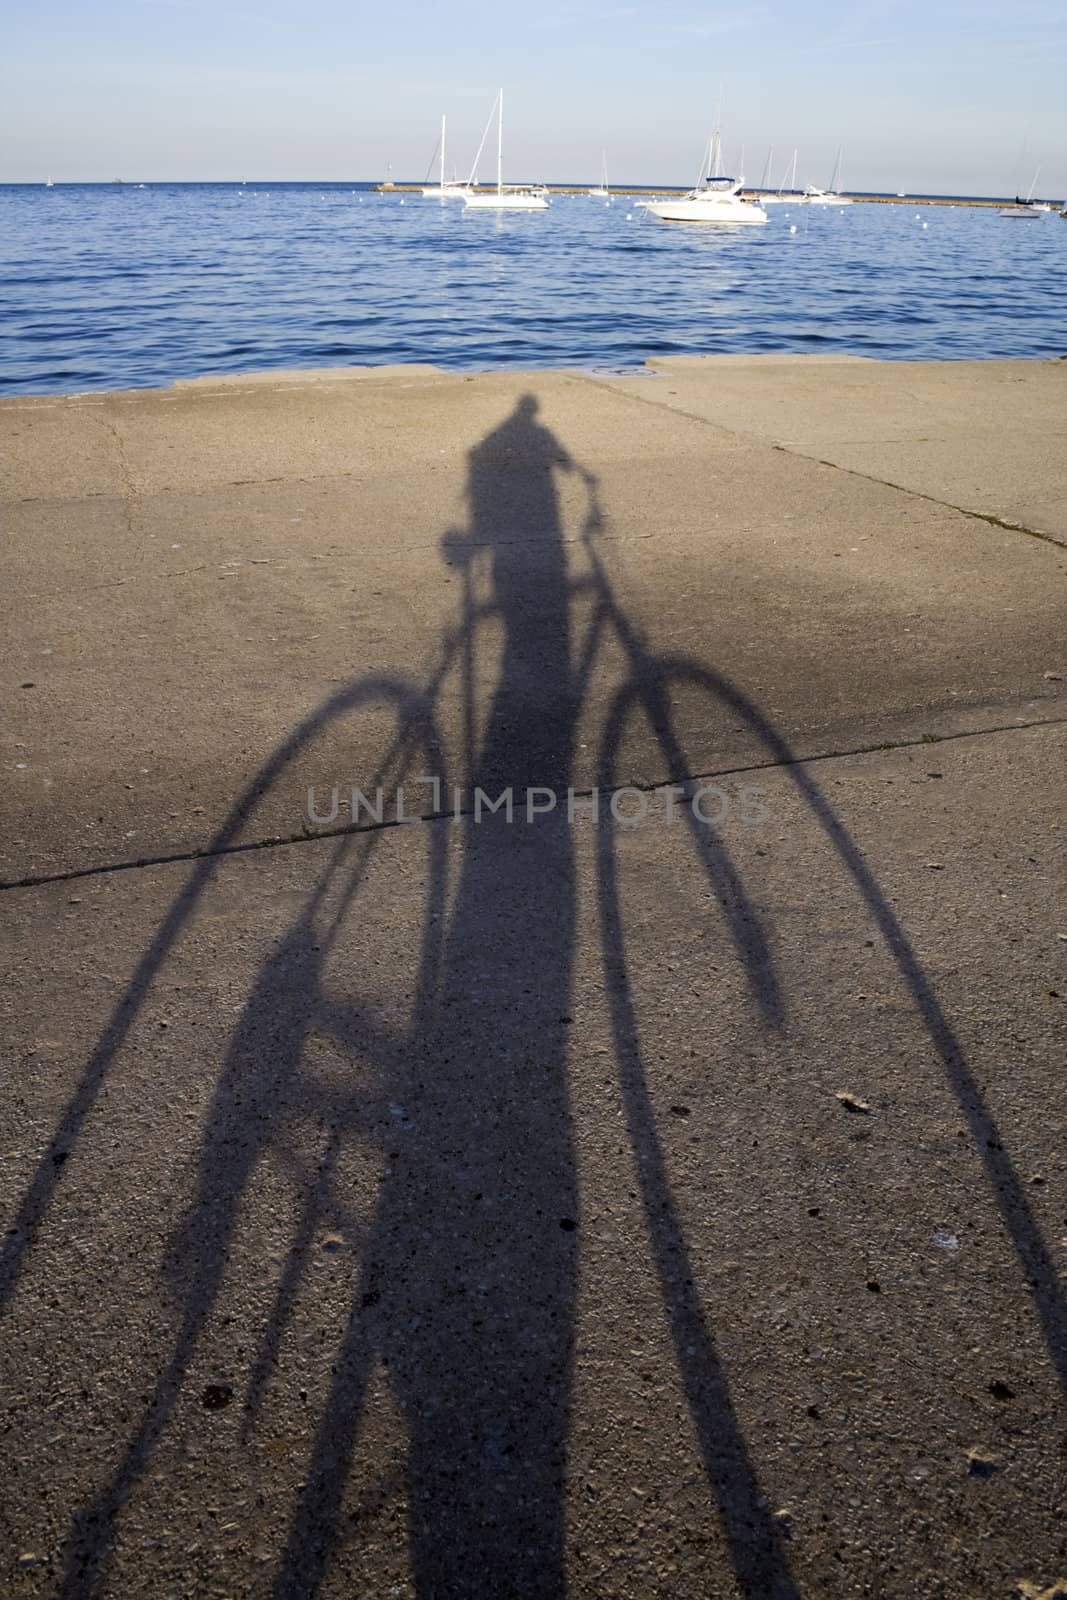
[4,394,1063,1600]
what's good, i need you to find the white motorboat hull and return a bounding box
[644,196,767,224]
[464,191,549,210]
[804,194,852,206]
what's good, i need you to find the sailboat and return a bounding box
[377,164,397,192]
[44,177,54,188]
[640,125,767,225]
[803,147,852,205]
[1000,168,1047,218]
[421,115,469,199]
[463,91,549,211]
[761,148,798,204]
[588,152,609,198]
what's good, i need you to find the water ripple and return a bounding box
[1,181,1064,393]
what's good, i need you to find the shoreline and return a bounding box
[409,186,1042,208]
[4,351,1066,409]
[8,180,1063,208]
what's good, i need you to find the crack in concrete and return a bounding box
[3,712,1064,894]
[577,368,1067,550]
[775,446,1067,550]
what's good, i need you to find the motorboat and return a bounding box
[463,91,549,211]
[641,121,767,224]
[642,177,767,225]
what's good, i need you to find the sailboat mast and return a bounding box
[696,130,713,189]
[497,89,504,195]
[441,114,446,190]
[760,146,773,191]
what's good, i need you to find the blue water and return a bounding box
[1,181,1065,395]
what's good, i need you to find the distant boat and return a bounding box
[640,125,767,225]
[44,177,54,188]
[463,90,549,211]
[803,148,852,205]
[377,164,397,192]
[588,152,609,198]
[761,148,799,204]
[421,114,469,199]
[1000,169,1046,218]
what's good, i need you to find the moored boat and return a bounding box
[642,179,767,225]
[463,91,549,211]
[421,115,470,199]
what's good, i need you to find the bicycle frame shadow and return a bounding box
[3,394,1063,1600]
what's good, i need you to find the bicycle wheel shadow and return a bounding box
[3,393,1062,1599]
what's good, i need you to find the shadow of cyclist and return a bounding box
[52,394,796,1600]
[274,392,585,1597]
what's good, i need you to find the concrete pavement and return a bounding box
[1,356,1065,1598]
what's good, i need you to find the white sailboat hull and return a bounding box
[421,185,469,199]
[464,190,549,210]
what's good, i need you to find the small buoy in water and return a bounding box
[922,221,928,229]
[789,223,797,233]
[626,212,633,220]
[915,212,921,219]
[400,198,405,205]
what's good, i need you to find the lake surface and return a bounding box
[1,182,1064,394]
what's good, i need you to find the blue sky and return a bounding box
[3,0,1066,195]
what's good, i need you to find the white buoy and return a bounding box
[922,221,928,229]
[789,223,797,233]
[626,212,633,220]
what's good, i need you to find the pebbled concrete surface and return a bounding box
[1,357,1066,1599]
